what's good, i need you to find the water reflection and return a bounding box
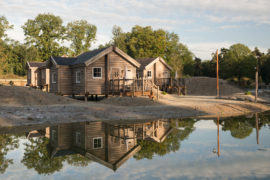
[0,111,269,178]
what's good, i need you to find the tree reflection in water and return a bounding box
[134,119,196,160]
[0,135,19,174]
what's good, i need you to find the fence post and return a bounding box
[123,78,126,94]
[118,78,120,93]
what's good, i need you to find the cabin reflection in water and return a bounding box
[49,120,173,171]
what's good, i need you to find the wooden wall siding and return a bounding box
[58,66,73,95]
[50,126,59,148]
[72,123,86,149]
[84,122,106,160]
[28,67,38,86]
[50,67,58,93]
[85,51,137,95]
[58,124,73,149]
[155,60,171,78]
[27,69,31,85]
[72,67,85,95]
[86,56,105,95]
[144,65,154,80]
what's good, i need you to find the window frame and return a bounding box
[51,129,57,141]
[75,71,81,83]
[93,137,103,149]
[75,131,81,145]
[92,67,102,79]
[52,72,57,83]
[147,70,152,78]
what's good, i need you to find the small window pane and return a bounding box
[93,68,102,78]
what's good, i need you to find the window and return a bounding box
[75,132,81,145]
[93,67,102,79]
[76,71,81,83]
[51,130,57,141]
[52,72,56,83]
[147,70,152,78]
[42,70,45,79]
[93,137,103,149]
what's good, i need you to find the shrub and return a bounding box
[9,81,14,86]
[161,91,167,95]
[245,91,252,95]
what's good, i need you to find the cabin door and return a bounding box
[111,68,120,79]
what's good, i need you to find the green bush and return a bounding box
[9,81,14,86]
[161,91,167,95]
[245,91,252,95]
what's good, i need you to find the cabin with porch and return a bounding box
[47,46,141,97]
[136,57,172,87]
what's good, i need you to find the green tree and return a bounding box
[22,13,66,61]
[218,117,253,139]
[0,16,13,40]
[0,135,19,174]
[261,55,270,84]
[134,119,195,160]
[21,137,65,175]
[66,20,97,56]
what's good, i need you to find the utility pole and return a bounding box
[255,64,258,103]
[216,49,219,97]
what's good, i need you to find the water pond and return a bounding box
[0,112,270,180]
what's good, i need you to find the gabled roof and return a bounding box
[27,61,47,68]
[50,46,140,68]
[51,57,77,65]
[136,57,172,71]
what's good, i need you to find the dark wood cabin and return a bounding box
[136,57,172,87]
[47,46,140,96]
[26,61,48,87]
[49,120,174,171]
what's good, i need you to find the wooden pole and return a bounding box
[217,116,220,157]
[255,65,258,103]
[256,113,259,144]
[216,49,219,98]
[142,77,144,96]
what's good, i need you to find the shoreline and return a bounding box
[0,95,269,128]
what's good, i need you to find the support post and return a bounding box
[84,93,88,102]
[105,54,109,97]
[95,95,98,101]
[216,49,220,98]
[255,65,258,103]
[123,78,126,94]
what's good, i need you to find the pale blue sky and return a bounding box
[1,0,269,59]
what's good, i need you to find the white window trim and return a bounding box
[93,137,103,149]
[75,132,81,145]
[92,67,102,79]
[52,72,56,83]
[75,71,81,83]
[147,70,152,79]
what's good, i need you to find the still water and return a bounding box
[0,112,270,180]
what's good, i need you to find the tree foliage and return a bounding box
[0,135,19,174]
[111,25,194,76]
[134,119,196,160]
[66,20,96,56]
[22,13,66,61]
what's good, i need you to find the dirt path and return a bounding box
[0,93,269,127]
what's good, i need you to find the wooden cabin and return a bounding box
[47,46,140,96]
[49,121,141,171]
[136,57,172,86]
[49,120,174,171]
[26,61,50,89]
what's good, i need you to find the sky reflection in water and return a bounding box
[0,112,269,180]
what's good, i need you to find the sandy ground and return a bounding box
[0,85,269,127]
